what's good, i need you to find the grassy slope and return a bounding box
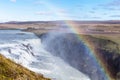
[84,35,120,53]
[0,54,51,80]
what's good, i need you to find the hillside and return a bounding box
[0,54,50,80]
[1,20,120,35]
[84,35,120,79]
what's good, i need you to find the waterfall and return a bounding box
[40,32,108,80]
[0,30,90,80]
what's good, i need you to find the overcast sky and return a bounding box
[0,0,120,22]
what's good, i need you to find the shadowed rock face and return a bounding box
[39,33,120,80]
[97,49,120,79]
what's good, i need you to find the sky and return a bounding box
[0,0,120,22]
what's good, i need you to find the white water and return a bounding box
[0,30,90,80]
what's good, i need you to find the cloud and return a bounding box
[91,16,101,19]
[110,15,120,17]
[57,9,68,16]
[34,1,44,5]
[36,11,52,15]
[106,0,120,7]
[103,13,108,15]
[36,10,67,16]
[101,7,120,10]
[58,9,67,13]
[10,0,16,2]
[97,0,120,11]
[82,15,102,19]
[89,11,95,14]
[92,7,98,10]
[98,0,120,8]
[76,5,84,8]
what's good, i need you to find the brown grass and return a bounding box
[0,54,51,80]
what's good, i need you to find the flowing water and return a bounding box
[40,32,108,80]
[0,30,90,80]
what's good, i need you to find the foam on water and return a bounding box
[0,30,90,80]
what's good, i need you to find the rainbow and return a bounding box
[38,1,113,80]
[64,20,113,80]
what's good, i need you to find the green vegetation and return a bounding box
[0,54,51,80]
[84,35,120,54]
